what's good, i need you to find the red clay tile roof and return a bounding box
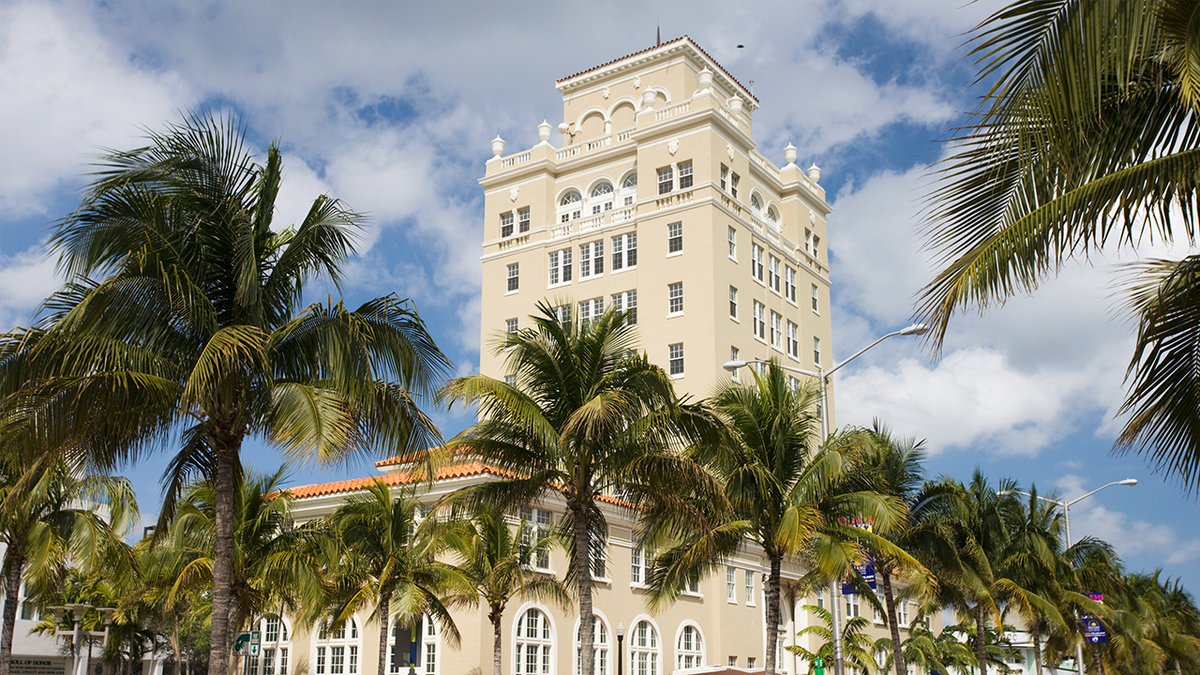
[556,35,759,105]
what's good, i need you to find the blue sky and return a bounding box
[1,0,1197,591]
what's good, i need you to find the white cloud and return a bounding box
[1058,474,1200,565]
[0,245,60,330]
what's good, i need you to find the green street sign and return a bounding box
[233,631,261,656]
[814,657,825,675]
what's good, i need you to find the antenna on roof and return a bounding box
[657,26,661,46]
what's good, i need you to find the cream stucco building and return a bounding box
[276,37,931,675]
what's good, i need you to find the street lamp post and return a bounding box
[49,604,116,675]
[1000,479,1137,675]
[616,623,625,675]
[724,322,928,675]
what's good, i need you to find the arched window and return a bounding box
[389,617,439,675]
[590,182,614,214]
[575,617,609,675]
[558,191,583,223]
[675,625,704,669]
[628,620,659,675]
[314,618,360,675]
[766,205,779,223]
[250,616,290,675]
[515,608,553,674]
[750,193,762,212]
[620,172,638,206]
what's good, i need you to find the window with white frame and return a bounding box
[812,284,819,312]
[812,234,820,259]
[515,609,553,675]
[813,337,821,365]
[611,290,637,325]
[766,205,779,224]
[816,587,824,608]
[770,311,782,350]
[559,191,582,223]
[678,161,693,189]
[591,536,607,579]
[612,232,637,270]
[549,249,573,286]
[687,577,700,594]
[657,166,674,195]
[631,544,646,585]
[847,594,860,618]
[667,222,682,253]
[676,626,704,669]
[519,207,530,233]
[730,347,740,381]
[630,621,659,675]
[254,616,290,675]
[805,229,812,253]
[785,266,797,303]
[729,657,738,668]
[520,508,552,569]
[898,601,909,627]
[507,263,519,293]
[751,244,764,282]
[728,286,737,319]
[727,566,736,602]
[753,301,766,341]
[730,173,739,199]
[750,193,762,212]
[787,375,800,392]
[720,165,728,191]
[668,343,684,376]
[314,619,359,675]
[506,318,519,334]
[591,182,614,214]
[387,618,438,675]
[621,172,638,206]
[501,211,514,237]
[580,240,604,279]
[505,375,517,387]
[747,658,756,669]
[727,226,736,259]
[579,298,604,330]
[769,255,781,293]
[576,618,609,675]
[554,304,572,327]
[668,282,683,315]
[745,570,755,606]
[787,321,799,359]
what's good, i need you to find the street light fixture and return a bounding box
[47,604,116,675]
[723,322,927,675]
[616,623,625,675]
[999,478,1137,674]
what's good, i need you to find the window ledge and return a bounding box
[729,317,739,323]
[505,289,519,296]
[670,373,685,380]
[666,251,684,258]
[667,312,684,319]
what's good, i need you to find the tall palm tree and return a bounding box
[648,364,909,675]
[788,604,877,675]
[321,479,470,675]
[448,505,571,675]
[439,302,720,675]
[873,621,976,675]
[0,112,450,675]
[0,451,138,675]
[918,0,1200,492]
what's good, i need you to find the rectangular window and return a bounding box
[787,375,800,392]
[249,655,259,675]
[787,321,799,358]
[348,647,358,675]
[727,566,737,602]
[720,164,728,191]
[611,290,637,325]
[424,644,435,675]
[518,207,530,233]
[753,301,766,341]
[814,336,821,365]
[816,587,824,608]
[507,263,519,292]
[579,297,604,330]
[770,311,782,349]
[631,545,645,585]
[591,538,607,579]
[731,173,740,199]
[899,601,909,626]
[769,255,781,292]
[506,318,518,334]
[812,284,819,312]
[751,244,764,282]
[548,248,572,286]
[263,650,276,675]
[805,229,812,253]
[579,240,604,279]
[729,286,738,319]
[785,266,797,302]
[730,347,740,381]
[847,595,860,618]
[521,507,552,569]
[554,304,572,327]
[611,232,637,270]
[687,577,699,594]
[19,602,33,621]
[280,649,288,675]
[813,235,820,259]
[669,343,684,375]
[501,211,514,237]
[748,658,756,669]
[657,166,674,194]
[667,222,683,253]
[316,648,326,675]
[678,160,693,189]
[874,592,885,624]
[729,657,738,668]
[505,374,517,387]
[331,647,344,675]
[745,570,755,605]
[728,226,736,259]
[265,618,279,642]
[668,282,683,315]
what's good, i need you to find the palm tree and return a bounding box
[448,505,571,675]
[0,451,138,675]
[439,302,720,675]
[788,604,877,675]
[0,112,450,675]
[321,479,470,675]
[873,621,976,675]
[918,0,1200,492]
[648,364,909,675]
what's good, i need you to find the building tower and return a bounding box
[479,37,833,412]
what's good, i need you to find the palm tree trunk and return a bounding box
[975,604,987,675]
[171,614,183,675]
[0,548,25,675]
[1029,619,1042,675]
[880,566,905,675]
[573,503,594,675]
[765,555,781,675]
[1090,643,1105,675]
[209,437,241,675]
[376,592,390,675]
[489,604,502,675]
